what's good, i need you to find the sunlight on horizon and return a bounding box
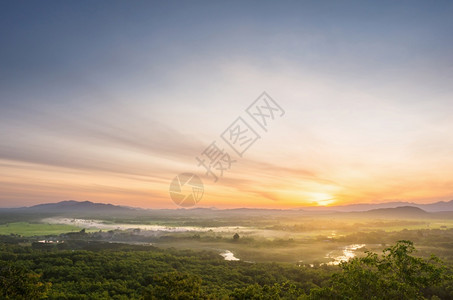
[1,1,453,209]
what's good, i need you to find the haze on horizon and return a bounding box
[1,1,453,209]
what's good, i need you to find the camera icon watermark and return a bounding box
[169,173,204,207]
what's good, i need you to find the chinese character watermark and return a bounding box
[169,91,285,207]
[195,141,236,182]
[246,92,285,132]
[220,117,260,157]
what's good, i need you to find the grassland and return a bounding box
[0,222,83,236]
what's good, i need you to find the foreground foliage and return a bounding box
[309,240,449,299]
[0,239,452,299]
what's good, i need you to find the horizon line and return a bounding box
[1,198,452,210]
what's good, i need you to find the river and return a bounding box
[326,244,366,265]
[220,250,240,261]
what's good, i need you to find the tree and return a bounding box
[231,281,301,299]
[0,262,50,299]
[142,272,206,299]
[233,233,240,241]
[308,240,446,299]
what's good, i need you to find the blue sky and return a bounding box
[1,1,453,208]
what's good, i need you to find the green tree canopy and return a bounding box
[0,262,50,299]
[308,240,447,300]
[143,272,205,300]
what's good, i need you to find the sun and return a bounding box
[307,192,336,206]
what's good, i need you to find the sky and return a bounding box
[1,1,453,208]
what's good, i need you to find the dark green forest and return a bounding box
[1,237,452,299]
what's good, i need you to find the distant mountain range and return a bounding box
[356,206,430,218]
[301,200,453,213]
[0,200,140,217]
[22,200,138,213]
[1,199,453,214]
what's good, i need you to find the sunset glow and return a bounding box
[1,1,453,209]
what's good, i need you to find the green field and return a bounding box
[0,222,82,236]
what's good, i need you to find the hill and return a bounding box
[301,200,453,213]
[357,206,429,218]
[24,200,137,214]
